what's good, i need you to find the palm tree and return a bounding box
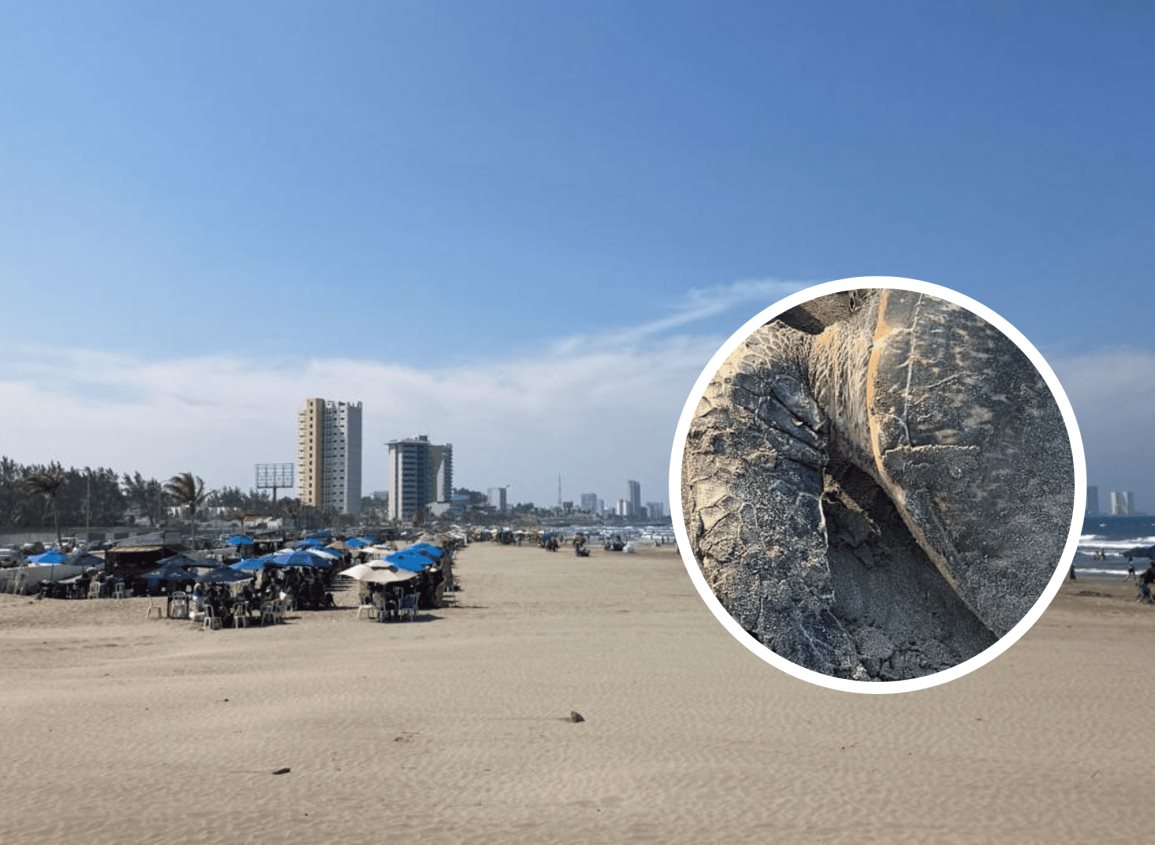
[24,466,66,549]
[164,472,206,547]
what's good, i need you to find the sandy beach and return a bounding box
[0,543,1149,844]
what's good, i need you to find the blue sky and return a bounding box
[1,2,1153,509]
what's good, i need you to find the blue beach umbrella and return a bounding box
[344,537,367,549]
[194,567,255,584]
[29,550,68,564]
[230,557,270,571]
[226,535,254,546]
[406,542,445,560]
[264,550,324,568]
[297,538,324,549]
[384,550,434,573]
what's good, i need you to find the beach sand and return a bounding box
[0,544,1149,844]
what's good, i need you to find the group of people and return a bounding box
[360,581,416,622]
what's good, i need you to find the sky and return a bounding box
[1,2,1153,510]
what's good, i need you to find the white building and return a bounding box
[645,501,665,519]
[1110,490,1135,516]
[386,435,453,523]
[296,398,362,517]
[488,486,508,513]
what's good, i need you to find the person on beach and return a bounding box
[1139,564,1155,603]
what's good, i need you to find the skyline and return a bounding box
[1,4,1153,507]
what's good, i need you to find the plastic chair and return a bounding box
[232,604,248,628]
[260,602,276,626]
[112,583,126,599]
[399,593,418,621]
[355,602,375,620]
[145,595,164,619]
[202,605,221,631]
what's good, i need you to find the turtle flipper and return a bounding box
[682,324,865,678]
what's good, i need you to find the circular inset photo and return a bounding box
[670,278,1084,693]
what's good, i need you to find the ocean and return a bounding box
[1076,515,1155,578]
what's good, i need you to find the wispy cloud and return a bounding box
[3,279,805,506]
[549,277,809,355]
[8,281,1131,514]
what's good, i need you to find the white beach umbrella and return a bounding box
[338,563,416,584]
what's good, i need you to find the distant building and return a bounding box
[488,486,508,513]
[616,498,630,517]
[386,435,453,523]
[627,480,641,518]
[296,398,362,517]
[580,493,598,513]
[1110,490,1135,516]
[1086,486,1099,516]
[646,501,665,520]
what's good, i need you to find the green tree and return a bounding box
[164,472,207,546]
[23,465,66,548]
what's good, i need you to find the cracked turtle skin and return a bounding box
[681,289,1074,680]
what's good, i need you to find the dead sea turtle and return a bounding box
[681,288,1074,680]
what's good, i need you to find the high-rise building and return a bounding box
[488,486,508,513]
[1086,486,1100,516]
[296,398,362,517]
[386,435,454,523]
[1110,490,1135,516]
[580,493,598,514]
[646,501,665,520]
[627,480,641,518]
[617,499,630,517]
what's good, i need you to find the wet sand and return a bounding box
[0,545,1149,843]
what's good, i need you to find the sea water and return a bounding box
[1075,515,1155,578]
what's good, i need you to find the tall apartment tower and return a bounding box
[297,398,362,517]
[1086,486,1100,516]
[580,493,599,514]
[488,486,508,513]
[386,435,454,523]
[627,479,642,518]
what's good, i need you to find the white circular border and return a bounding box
[669,276,1087,694]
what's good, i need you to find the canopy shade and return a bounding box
[225,535,254,546]
[384,550,434,573]
[337,563,417,584]
[193,567,255,584]
[406,542,445,560]
[264,550,326,568]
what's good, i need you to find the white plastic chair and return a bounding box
[202,604,221,631]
